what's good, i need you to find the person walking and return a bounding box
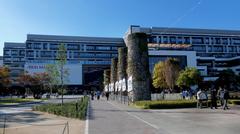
[91,91,94,100]
[197,89,203,108]
[218,88,224,107]
[223,89,230,110]
[210,88,218,109]
[96,90,101,100]
[106,92,110,101]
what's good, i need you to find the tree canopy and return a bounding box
[176,67,202,89]
[152,58,181,91]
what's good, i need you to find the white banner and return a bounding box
[115,81,119,92]
[122,78,126,91]
[118,80,122,91]
[127,76,133,92]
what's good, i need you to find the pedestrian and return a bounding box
[91,91,94,100]
[210,88,218,109]
[223,89,230,110]
[197,89,203,108]
[96,90,101,100]
[106,92,110,101]
[218,87,224,107]
[182,90,186,99]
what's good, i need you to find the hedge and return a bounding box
[33,96,89,120]
[134,100,197,109]
[228,100,240,105]
[134,99,240,109]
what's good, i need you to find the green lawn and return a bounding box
[0,98,45,105]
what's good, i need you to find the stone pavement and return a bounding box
[89,99,240,134]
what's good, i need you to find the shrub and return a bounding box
[134,100,197,109]
[228,100,240,105]
[33,96,89,120]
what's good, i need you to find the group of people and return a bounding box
[90,91,110,101]
[196,88,230,110]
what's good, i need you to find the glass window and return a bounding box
[19,50,25,56]
[111,54,118,58]
[11,50,18,56]
[184,37,190,44]
[79,53,95,58]
[177,37,183,44]
[96,46,111,50]
[111,47,118,50]
[228,46,237,52]
[26,50,34,57]
[222,38,228,45]
[96,53,111,57]
[213,46,223,52]
[205,38,210,44]
[192,37,204,44]
[148,36,157,43]
[86,46,95,51]
[34,43,42,49]
[232,38,240,45]
[208,46,212,52]
[68,44,79,50]
[192,45,206,52]
[215,38,221,44]
[163,36,168,44]
[170,36,176,44]
[50,43,59,50]
[4,50,11,56]
[40,51,52,57]
[43,43,48,49]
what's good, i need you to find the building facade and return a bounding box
[3,42,25,85]
[3,25,240,88]
[3,34,124,87]
[126,25,240,80]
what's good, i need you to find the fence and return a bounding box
[151,93,183,101]
[109,93,184,104]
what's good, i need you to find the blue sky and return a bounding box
[1,0,240,55]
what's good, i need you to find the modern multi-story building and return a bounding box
[3,34,124,88]
[126,25,240,80]
[3,42,25,85]
[0,56,3,67]
[3,25,240,88]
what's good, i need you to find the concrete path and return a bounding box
[89,99,240,134]
[0,97,85,134]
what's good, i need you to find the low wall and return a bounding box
[151,93,183,100]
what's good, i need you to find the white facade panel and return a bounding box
[24,63,83,85]
[149,50,197,67]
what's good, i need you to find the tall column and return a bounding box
[126,33,151,101]
[117,47,128,91]
[110,58,118,94]
[103,69,110,92]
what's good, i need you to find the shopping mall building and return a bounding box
[3,25,240,89]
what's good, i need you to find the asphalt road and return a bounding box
[89,99,240,134]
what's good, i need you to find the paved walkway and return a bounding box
[0,97,85,134]
[89,99,240,134]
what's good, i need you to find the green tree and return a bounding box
[164,58,181,91]
[215,69,238,90]
[56,43,69,105]
[176,67,202,89]
[45,64,60,94]
[152,61,167,89]
[0,67,11,95]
